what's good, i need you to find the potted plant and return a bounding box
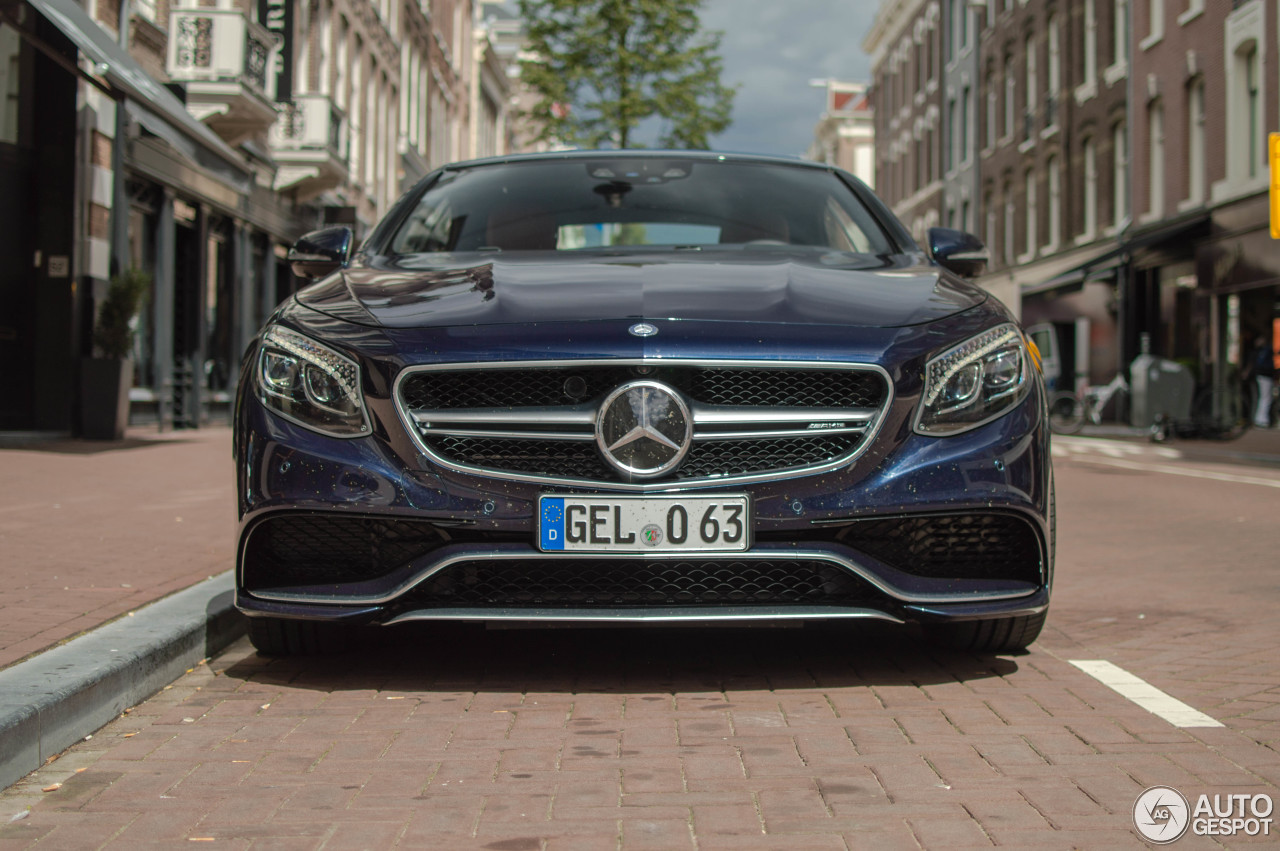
[81,267,151,440]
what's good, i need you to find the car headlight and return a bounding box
[915,323,1030,436]
[257,325,369,437]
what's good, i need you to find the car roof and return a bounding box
[438,149,838,173]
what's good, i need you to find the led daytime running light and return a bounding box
[924,326,1023,409]
[263,326,360,404]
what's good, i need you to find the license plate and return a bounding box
[538,495,750,553]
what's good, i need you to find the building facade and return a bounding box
[806,79,876,187]
[1126,0,1278,400]
[0,0,524,434]
[866,0,1280,405]
[864,0,943,243]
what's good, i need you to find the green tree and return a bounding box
[516,0,736,149]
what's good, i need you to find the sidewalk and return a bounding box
[0,426,237,670]
[1075,422,1280,468]
[0,425,243,788]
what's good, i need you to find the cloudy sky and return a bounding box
[699,0,881,157]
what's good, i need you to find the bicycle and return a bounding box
[1047,373,1128,435]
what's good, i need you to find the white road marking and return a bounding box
[1061,455,1280,488]
[1069,660,1224,728]
[1052,436,1182,459]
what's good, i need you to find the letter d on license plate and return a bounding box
[538,495,750,553]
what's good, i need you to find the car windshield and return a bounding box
[385,158,895,256]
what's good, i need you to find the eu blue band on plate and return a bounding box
[540,498,565,550]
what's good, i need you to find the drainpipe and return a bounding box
[109,0,131,280]
[1117,0,1134,386]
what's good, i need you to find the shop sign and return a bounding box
[258,0,293,102]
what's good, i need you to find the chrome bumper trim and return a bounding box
[247,545,1040,608]
[383,606,906,625]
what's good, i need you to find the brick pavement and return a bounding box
[0,427,235,669]
[1,430,1279,847]
[1,612,1276,848]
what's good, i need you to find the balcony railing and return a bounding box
[168,9,276,100]
[270,94,348,160]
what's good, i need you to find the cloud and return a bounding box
[699,0,882,156]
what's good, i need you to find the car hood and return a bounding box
[295,250,987,329]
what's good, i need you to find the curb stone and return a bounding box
[0,572,244,790]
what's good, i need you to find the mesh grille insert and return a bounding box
[771,513,1043,584]
[401,366,885,410]
[404,558,880,608]
[243,515,511,590]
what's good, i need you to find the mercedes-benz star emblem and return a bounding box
[596,381,692,479]
[628,322,659,337]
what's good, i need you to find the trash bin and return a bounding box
[1129,354,1193,429]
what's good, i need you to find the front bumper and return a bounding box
[234,375,1052,628]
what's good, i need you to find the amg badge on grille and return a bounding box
[595,381,691,479]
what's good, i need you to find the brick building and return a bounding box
[866,0,1280,407]
[863,0,943,243]
[0,0,526,434]
[1125,0,1278,402]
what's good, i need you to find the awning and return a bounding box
[1023,251,1123,297]
[980,240,1124,299]
[1020,213,1211,298]
[127,102,251,194]
[23,0,250,182]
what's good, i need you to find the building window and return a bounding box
[1003,181,1015,266]
[1113,0,1129,68]
[946,97,956,172]
[1147,98,1164,217]
[1083,136,1098,239]
[1082,0,1097,90]
[1185,77,1204,204]
[1244,45,1259,178]
[985,69,997,149]
[1024,167,1037,258]
[960,85,970,163]
[1113,121,1129,227]
[1046,15,1060,128]
[1024,35,1036,142]
[961,198,970,233]
[1143,0,1164,47]
[985,192,997,264]
[1047,155,1061,249]
[1004,55,1016,140]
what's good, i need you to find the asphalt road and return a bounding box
[2,436,1278,848]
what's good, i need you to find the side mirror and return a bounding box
[927,227,988,278]
[288,226,354,279]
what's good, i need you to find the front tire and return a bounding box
[248,617,348,656]
[927,611,1047,653]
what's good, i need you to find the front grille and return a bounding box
[399,362,889,485]
[776,513,1043,585]
[426,435,857,480]
[402,558,879,609]
[400,366,884,410]
[242,514,520,590]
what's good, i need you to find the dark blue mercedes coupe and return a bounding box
[233,150,1053,656]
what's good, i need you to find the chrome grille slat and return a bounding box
[394,359,892,489]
